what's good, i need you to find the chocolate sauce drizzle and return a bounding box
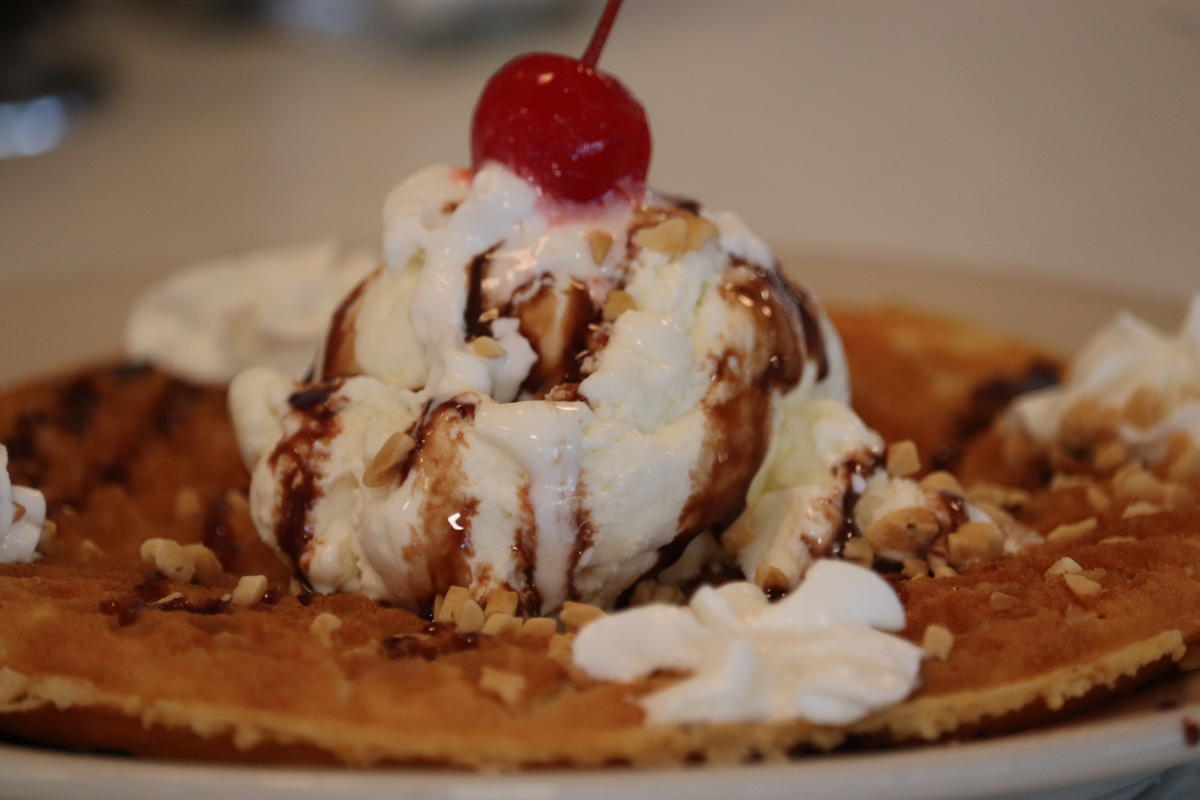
[832,452,885,557]
[268,382,344,567]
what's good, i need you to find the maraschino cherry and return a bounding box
[470,0,651,204]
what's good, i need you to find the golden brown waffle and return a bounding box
[0,306,1196,769]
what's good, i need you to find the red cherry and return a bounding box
[470,0,650,204]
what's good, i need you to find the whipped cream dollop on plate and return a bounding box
[127,240,377,384]
[1011,294,1200,462]
[0,445,47,564]
[573,560,924,726]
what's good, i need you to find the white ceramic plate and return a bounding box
[0,252,1196,800]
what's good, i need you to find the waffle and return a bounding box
[0,305,1196,768]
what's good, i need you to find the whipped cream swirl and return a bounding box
[0,446,47,563]
[573,560,924,725]
[127,241,376,384]
[1011,294,1200,461]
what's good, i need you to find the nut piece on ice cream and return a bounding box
[230,163,852,613]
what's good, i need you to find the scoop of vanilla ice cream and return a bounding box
[231,163,859,613]
[1010,294,1200,463]
[128,241,376,384]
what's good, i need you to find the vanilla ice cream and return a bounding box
[230,162,869,613]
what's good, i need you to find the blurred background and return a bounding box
[0,0,1196,311]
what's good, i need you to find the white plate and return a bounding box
[0,252,1197,800]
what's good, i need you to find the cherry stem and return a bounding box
[581,0,625,70]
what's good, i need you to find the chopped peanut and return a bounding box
[479,667,526,709]
[560,601,604,633]
[481,613,521,636]
[362,432,417,489]
[989,591,1019,611]
[183,544,224,586]
[586,230,613,265]
[919,471,963,495]
[231,575,268,607]
[484,587,519,618]
[864,507,940,556]
[947,521,1004,565]
[309,612,342,647]
[1122,501,1162,519]
[886,441,921,478]
[633,217,687,254]
[452,599,485,634]
[1045,557,1083,577]
[1063,573,1103,599]
[601,289,635,322]
[841,537,875,567]
[922,625,954,660]
[471,336,506,359]
[1046,517,1098,544]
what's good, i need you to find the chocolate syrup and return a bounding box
[382,631,481,661]
[930,360,1060,471]
[321,273,373,379]
[832,452,885,557]
[268,381,344,566]
[464,246,499,340]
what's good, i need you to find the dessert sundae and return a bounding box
[0,0,1197,771]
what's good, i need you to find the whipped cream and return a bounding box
[231,162,853,612]
[127,240,376,384]
[1011,294,1200,462]
[0,446,47,563]
[572,560,924,725]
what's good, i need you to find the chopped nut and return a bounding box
[652,584,686,604]
[721,523,756,555]
[481,612,521,636]
[479,667,526,709]
[173,489,202,520]
[864,507,940,556]
[901,558,930,579]
[436,586,471,624]
[633,217,687,255]
[471,336,507,359]
[754,564,789,592]
[922,625,954,660]
[153,592,183,605]
[947,521,1004,565]
[140,538,195,584]
[547,633,575,668]
[928,554,957,578]
[586,230,613,264]
[1086,484,1112,513]
[183,544,224,585]
[1122,501,1162,519]
[989,591,1019,611]
[452,599,485,634]
[1046,517,1098,544]
[1100,535,1136,544]
[966,482,1030,510]
[1049,473,1094,491]
[1166,441,1200,483]
[560,601,604,632]
[684,215,719,251]
[483,587,518,618]
[1063,573,1103,599]
[309,612,342,647]
[841,537,875,567]
[1060,397,1116,446]
[520,617,558,640]
[1092,439,1129,472]
[1122,387,1165,428]
[1045,557,1083,577]
[601,289,635,322]
[231,575,268,607]
[886,441,921,478]
[362,432,416,489]
[1114,468,1167,504]
[919,471,963,495]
